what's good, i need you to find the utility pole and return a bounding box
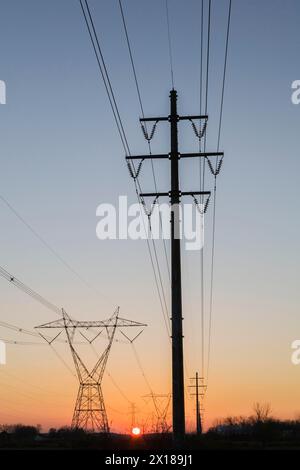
[189,372,206,435]
[130,402,137,429]
[126,90,223,445]
[169,90,185,443]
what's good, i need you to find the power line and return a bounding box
[79,0,171,338]
[0,377,58,407]
[106,404,128,415]
[131,342,154,396]
[90,326,153,414]
[80,0,131,155]
[165,0,175,89]
[0,320,41,338]
[0,194,106,302]
[4,325,77,379]
[89,341,133,404]
[107,371,133,405]
[143,236,171,337]
[50,343,77,378]
[118,0,171,287]
[199,0,204,117]
[204,0,211,117]
[150,235,170,336]
[217,0,232,152]
[0,395,41,420]
[199,0,207,381]
[118,0,144,117]
[119,331,168,404]
[0,368,73,397]
[0,266,91,359]
[0,265,61,316]
[118,0,171,291]
[0,338,45,346]
[0,319,89,348]
[131,341,172,425]
[207,0,232,384]
[197,0,211,381]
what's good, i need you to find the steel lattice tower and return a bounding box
[143,393,172,434]
[36,307,146,433]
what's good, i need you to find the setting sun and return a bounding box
[131,427,141,437]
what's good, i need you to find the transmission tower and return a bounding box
[36,307,146,433]
[126,90,223,444]
[143,393,171,434]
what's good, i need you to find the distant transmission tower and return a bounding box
[143,393,172,433]
[36,307,146,432]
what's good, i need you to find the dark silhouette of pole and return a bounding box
[130,402,137,429]
[195,372,201,435]
[170,89,185,443]
[127,89,222,445]
[189,372,206,435]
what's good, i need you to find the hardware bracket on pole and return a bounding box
[126,152,223,161]
[139,114,208,122]
[140,191,211,198]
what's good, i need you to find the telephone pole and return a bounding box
[189,372,206,435]
[169,89,185,443]
[130,402,137,429]
[126,90,223,445]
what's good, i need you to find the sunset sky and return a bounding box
[0,0,299,433]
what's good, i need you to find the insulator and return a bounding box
[190,118,207,140]
[204,196,210,213]
[135,159,144,179]
[216,158,223,175]
[206,157,223,177]
[127,159,144,180]
[206,157,215,175]
[140,120,158,142]
[127,161,135,179]
[141,195,159,218]
[192,194,210,215]
[192,195,202,215]
[136,161,142,178]
[149,121,158,140]
[149,196,159,216]
[141,125,148,140]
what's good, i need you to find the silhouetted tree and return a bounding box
[14,425,39,440]
[252,402,272,423]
